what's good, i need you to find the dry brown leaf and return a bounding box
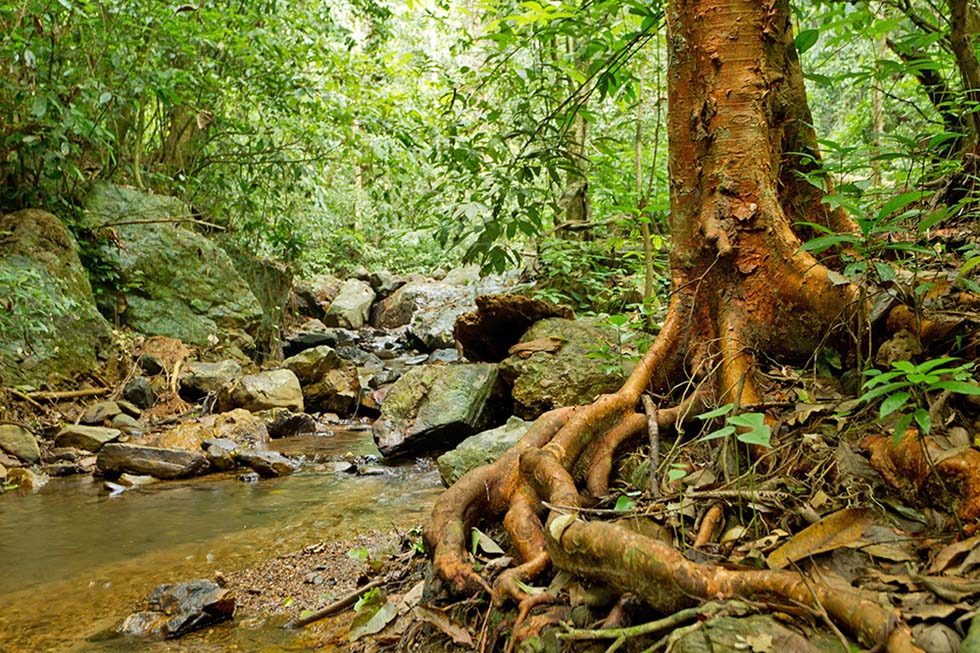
[414,605,474,646]
[767,507,871,570]
[928,534,980,575]
[507,337,564,358]
[915,575,980,602]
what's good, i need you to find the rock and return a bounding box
[117,400,142,418]
[237,450,295,477]
[111,413,143,435]
[437,416,533,485]
[258,409,317,438]
[455,294,574,362]
[368,368,402,389]
[237,471,260,483]
[46,447,81,463]
[0,423,41,464]
[283,325,360,358]
[216,369,304,413]
[201,438,240,471]
[179,360,243,399]
[119,579,234,639]
[81,401,122,425]
[0,209,115,386]
[367,270,407,298]
[0,463,6,484]
[7,467,49,492]
[123,377,157,409]
[97,443,209,479]
[152,409,268,451]
[44,462,82,476]
[139,354,165,376]
[292,275,343,320]
[336,345,381,367]
[55,425,122,452]
[283,346,360,415]
[426,348,460,364]
[372,363,509,457]
[408,289,477,351]
[81,183,263,350]
[324,278,375,329]
[500,318,632,419]
[0,451,23,468]
[669,615,820,653]
[118,473,157,488]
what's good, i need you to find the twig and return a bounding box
[284,578,385,629]
[23,387,110,400]
[93,216,226,231]
[642,394,660,497]
[693,503,725,548]
[560,602,725,643]
[7,387,43,409]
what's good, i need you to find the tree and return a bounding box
[424,0,921,649]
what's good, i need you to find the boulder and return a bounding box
[367,270,407,298]
[372,363,508,457]
[283,346,360,415]
[151,409,268,451]
[324,278,375,329]
[258,408,317,438]
[237,450,295,477]
[500,318,632,419]
[81,183,263,350]
[124,377,156,409]
[0,209,115,386]
[216,369,304,413]
[454,294,574,362]
[436,416,533,486]
[201,438,240,471]
[0,424,41,464]
[111,413,143,435]
[97,443,209,479]
[282,324,359,358]
[291,275,343,320]
[179,360,242,399]
[54,425,122,452]
[371,279,477,350]
[119,579,234,639]
[80,401,122,425]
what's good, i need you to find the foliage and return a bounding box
[0,263,78,346]
[696,404,773,449]
[858,357,980,440]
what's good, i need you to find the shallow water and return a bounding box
[0,430,442,652]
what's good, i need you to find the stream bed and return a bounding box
[0,429,443,652]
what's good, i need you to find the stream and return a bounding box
[0,428,444,652]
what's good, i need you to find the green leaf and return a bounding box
[929,380,980,395]
[730,412,772,448]
[795,29,820,54]
[892,413,914,443]
[876,191,928,221]
[697,403,734,420]
[797,234,857,254]
[614,495,635,512]
[859,380,910,403]
[879,391,909,418]
[698,425,736,441]
[913,408,931,435]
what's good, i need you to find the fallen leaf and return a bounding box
[928,534,980,575]
[767,508,871,570]
[348,592,398,642]
[915,575,980,602]
[414,605,474,646]
[471,527,505,555]
[508,337,564,358]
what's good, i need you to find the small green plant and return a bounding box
[858,357,980,440]
[695,404,772,448]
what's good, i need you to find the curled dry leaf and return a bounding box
[413,605,474,646]
[767,507,871,570]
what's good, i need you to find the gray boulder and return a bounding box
[500,318,632,419]
[124,377,156,409]
[0,209,115,386]
[324,278,375,329]
[55,425,122,452]
[216,369,304,413]
[97,443,209,479]
[371,279,476,351]
[179,360,242,398]
[0,424,41,464]
[119,579,234,639]
[436,416,533,486]
[80,401,122,425]
[81,183,263,350]
[237,450,295,477]
[201,438,240,471]
[372,363,508,457]
[283,346,360,415]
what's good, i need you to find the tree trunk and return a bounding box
[424,0,919,649]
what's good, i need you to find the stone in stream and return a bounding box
[119,579,235,639]
[201,438,240,472]
[0,423,41,464]
[282,345,360,416]
[97,443,209,479]
[54,425,122,452]
[111,413,143,435]
[178,360,242,399]
[324,278,375,329]
[258,408,317,439]
[436,416,534,486]
[6,467,49,492]
[215,369,304,413]
[371,363,509,457]
[80,401,122,425]
[123,377,157,409]
[236,450,295,477]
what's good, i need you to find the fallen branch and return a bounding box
[23,387,110,401]
[284,577,386,629]
[7,387,43,409]
[560,601,729,644]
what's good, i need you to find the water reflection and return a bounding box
[0,430,442,652]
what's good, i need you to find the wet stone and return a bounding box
[55,425,122,452]
[80,401,122,425]
[98,443,209,480]
[0,423,41,464]
[119,579,235,639]
[262,410,316,439]
[124,377,157,409]
[7,467,49,492]
[201,438,239,472]
[43,462,81,477]
[237,471,260,483]
[111,413,143,435]
[236,450,295,478]
[116,400,143,418]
